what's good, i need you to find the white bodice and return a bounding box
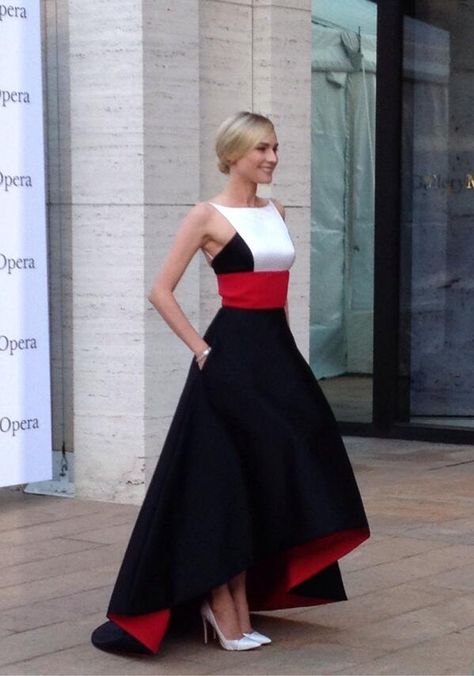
[208,199,296,272]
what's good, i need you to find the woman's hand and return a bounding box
[195,344,211,370]
[197,354,208,370]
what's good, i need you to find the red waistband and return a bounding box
[217,270,289,309]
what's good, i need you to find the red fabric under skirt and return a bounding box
[108,526,369,654]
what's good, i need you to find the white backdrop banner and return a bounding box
[0,1,52,486]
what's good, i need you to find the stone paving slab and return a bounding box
[0,510,135,547]
[0,537,103,568]
[333,625,474,676]
[0,588,112,633]
[292,578,461,629]
[426,562,474,592]
[61,522,139,545]
[318,594,474,654]
[342,543,474,597]
[0,543,123,590]
[340,534,452,572]
[0,567,115,613]
[0,438,473,675]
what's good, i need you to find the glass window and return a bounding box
[310,0,377,422]
[399,2,474,429]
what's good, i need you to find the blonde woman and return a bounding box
[91,111,370,656]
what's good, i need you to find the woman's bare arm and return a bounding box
[147,203,211,359]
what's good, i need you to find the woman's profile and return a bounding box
[91,110,370,655]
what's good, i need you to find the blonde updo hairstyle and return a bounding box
[215,111,275,175]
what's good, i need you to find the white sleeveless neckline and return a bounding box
[207,199,295,272]
[208,200,271,210]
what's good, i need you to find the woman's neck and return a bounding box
[218,176,260,207]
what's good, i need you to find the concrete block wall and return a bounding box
[43,0,312,503]
[199,0,312,351]
[143,2,201,485]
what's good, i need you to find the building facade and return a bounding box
[40,0,474,504]
[42,0,312,503]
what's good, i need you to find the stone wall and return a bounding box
[43,0,312,503]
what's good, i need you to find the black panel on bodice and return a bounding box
[211,232,254,274]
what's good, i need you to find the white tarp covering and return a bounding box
[310,13,376,378]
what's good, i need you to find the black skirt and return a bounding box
[105,307,370,652]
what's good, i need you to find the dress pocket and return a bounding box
[198,341,217,374]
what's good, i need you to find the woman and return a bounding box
[91,111,370,656]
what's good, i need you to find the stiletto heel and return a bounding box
[200,601,260,651]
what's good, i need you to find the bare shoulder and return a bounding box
[269,197,286,219]
[176,201,215,234]
[185,201,216,223]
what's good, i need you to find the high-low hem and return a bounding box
[106,525,370,654]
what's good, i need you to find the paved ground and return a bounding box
[0,437,473,676]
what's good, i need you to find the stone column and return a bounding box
[68,1,147,503]
[199,0,312,356]
[46,0,311,503]
[67,1,201,502]
[198,1,253,330]
[253,0,312,356]
[143,1,201,485]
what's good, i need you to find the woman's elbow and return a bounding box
[147,286,171,309]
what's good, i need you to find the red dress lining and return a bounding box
[107,526,369,654]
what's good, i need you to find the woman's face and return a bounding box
[231,130,279,183]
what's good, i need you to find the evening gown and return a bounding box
[91,198,370,655]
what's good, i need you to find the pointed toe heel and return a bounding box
[243,629,272,645]
[200,602,260,651]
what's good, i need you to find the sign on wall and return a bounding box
[0,1,52,486]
